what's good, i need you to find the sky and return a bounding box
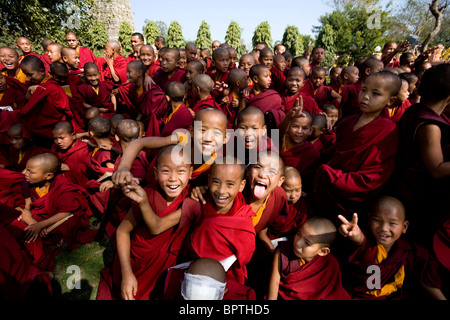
[129,0,401,49]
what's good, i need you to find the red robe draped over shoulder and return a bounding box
[339,82,362,118]
[50,140,89,187]
[281,91,322,114]
[96,55,128,85]
[246,89,286,127]
[78,46,96,69]
[152,68,186,91]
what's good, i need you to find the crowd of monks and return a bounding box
[0,30,449,301]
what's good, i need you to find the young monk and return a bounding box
[138,44,160,77]
[46,43,63,64]
[152,48,186,91]
[393,64,450,247]
[2,123,48,172]
[339,196,445,300]
[270,54,287,93]
[268,216,350,300]
[226,47,238,70]
[339,57,384,118]
[328,66,342,90]
[1,47,27,83]
[238,54,255,89]
[281,67,322,115]
[222,68,248,127]
[308,113,336,163]
[50,121,89,187]
[340,65,360,88]
[309,67,341,109]
[65,31,96,69]
[292,56,311,79]
[0,72,27,110]
[95,41,128,85]
[185,42,198,63]
[97,144,192,300]
[113,108,230,189]
[400,72,419,104]
[282,51,293,70]
[121,156,256,300]
[128,32,145,62]
[206,47,230,85]
[245,64,285,128]
[77,62,116,119]
[314,71,401,224]
[84,116,119,220]
[184,60,205,108]
[279,108,320,194]
[323,103,339,128]
[19,55,72,148]
[11,153,94,272]
[309,47,325,70]
[190,74,221,114]
[61,47,82,86]
[384,77,411,122]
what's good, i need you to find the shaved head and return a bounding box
[165,81,186,102]
[304,216,337,247]
[29,152,61,174]
[371,196,406,222]
[53,121,74,134]
[193,74,214,93]
[187,258,226,283]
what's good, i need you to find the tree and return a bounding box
[281,25,304,57]
[421,0,447,52]
[166,21,185,48]
[118,21,133,56]
[155,21,168,39]
[314,0,393,64]
[315,24,337,67]
[143,20,160,45]
[252,21,273,50]
[83,20,110,57]
[195,20,212,50]
[225,21,247,57]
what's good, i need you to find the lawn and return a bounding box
[52,226,114,300]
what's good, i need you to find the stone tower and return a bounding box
[91,0,136,41]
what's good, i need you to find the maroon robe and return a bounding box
[311,130,336,163]
[160,103,194,137]
[270,66,286,93]
[268,197,310,239]
[347,234,442,300]
[339,81,362,118]
[151,68,186,91]
[0,168,25,208]
[19,78,72,141]
[40,53,52,75]
[0,76,27,109]
[62,83,87,133]
[96,185,189,300]
[384,99,412,123]
[50,140,89,187]
[299,78,314,97]
[192,94,222,114]
[138,82,168,123]
[77,81,116,119]
[116,82,144,119]
[278,241,351,300]
[312,85,339,109]
[78,47,96,69]
[96,55,128,84]
[246,89,286,127]
[146,63,160,77]
[314,113,399,220]
[2,144,48,173]
[281,91,322,114]
[433,218,450,271]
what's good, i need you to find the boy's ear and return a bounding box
[223,130,231,145]
[46,172,55,181]
[239,178,246,192]
[277,175,285,187]
[88,130,94,137]
[317,246,330,256]
[402,220,409,234]
[165,94,171,103]
[251,75,259,84]
[386,95,398,107]
[365,67,371,76]
[115,134,120,142]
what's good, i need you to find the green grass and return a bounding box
[52,228,114,300]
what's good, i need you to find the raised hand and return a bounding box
[337,213,364,245]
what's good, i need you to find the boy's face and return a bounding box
[104,44,114,58]
[139,47,155,67]
[369,207,408,253]
[293,222,327,262]
[186,47,197,63]
[282,176,302,205]
[236,113,266,150]
[208,164,246,213]
[53,129,76,150]
[191,111,229,157]
[311,48,325,64]
[131,35,144,49]
[185,64,200,84]
[154,151,192,200]
[254,68,271,90]
[407,78,418,94]
[200,51,210,60]
[325,109,339,126]
[358,75,396,115]
[310,124,324,141]
[213,52,230,73]
[1,49,19,71]
[8,128,26,150]
[397,80,409,104]
[84,68,100,87]
[160,51,178,73]
[65,34,79,49]
[239,56,254,77]
[126,66,142,83]
[287,117,312,145]
[16,38,32,54]
[23,159,52,185]
[329,68,342,83]
[63,51,80,70]
[346,68,360,84]
[228,52,237,70]
[285,71,304,94]
[247,152,284,200]
[20,64,46,85]
[178,51,187,69]
[311,70,326,89]
[260,54,273,68]
[302,63,311,77]
[47,46,62,63]
[273,57,286,72]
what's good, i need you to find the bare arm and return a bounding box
[267,247,281,300]
[417,124,450,179]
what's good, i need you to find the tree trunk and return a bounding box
[420,0,447,53]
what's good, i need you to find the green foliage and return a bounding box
[315,24,337,67]
[118,21,133,56]
[252,21,273,50]
[282,25,304,57]
[225,21,247,57]
[155,21,168,39]
[83,20,110,57]
[143,20,161,45]
[314,0,393,64]
[167,21,185,48]
[195,20,212,50]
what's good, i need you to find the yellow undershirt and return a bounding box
[35,184,50,198]
[251,194,270,227]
